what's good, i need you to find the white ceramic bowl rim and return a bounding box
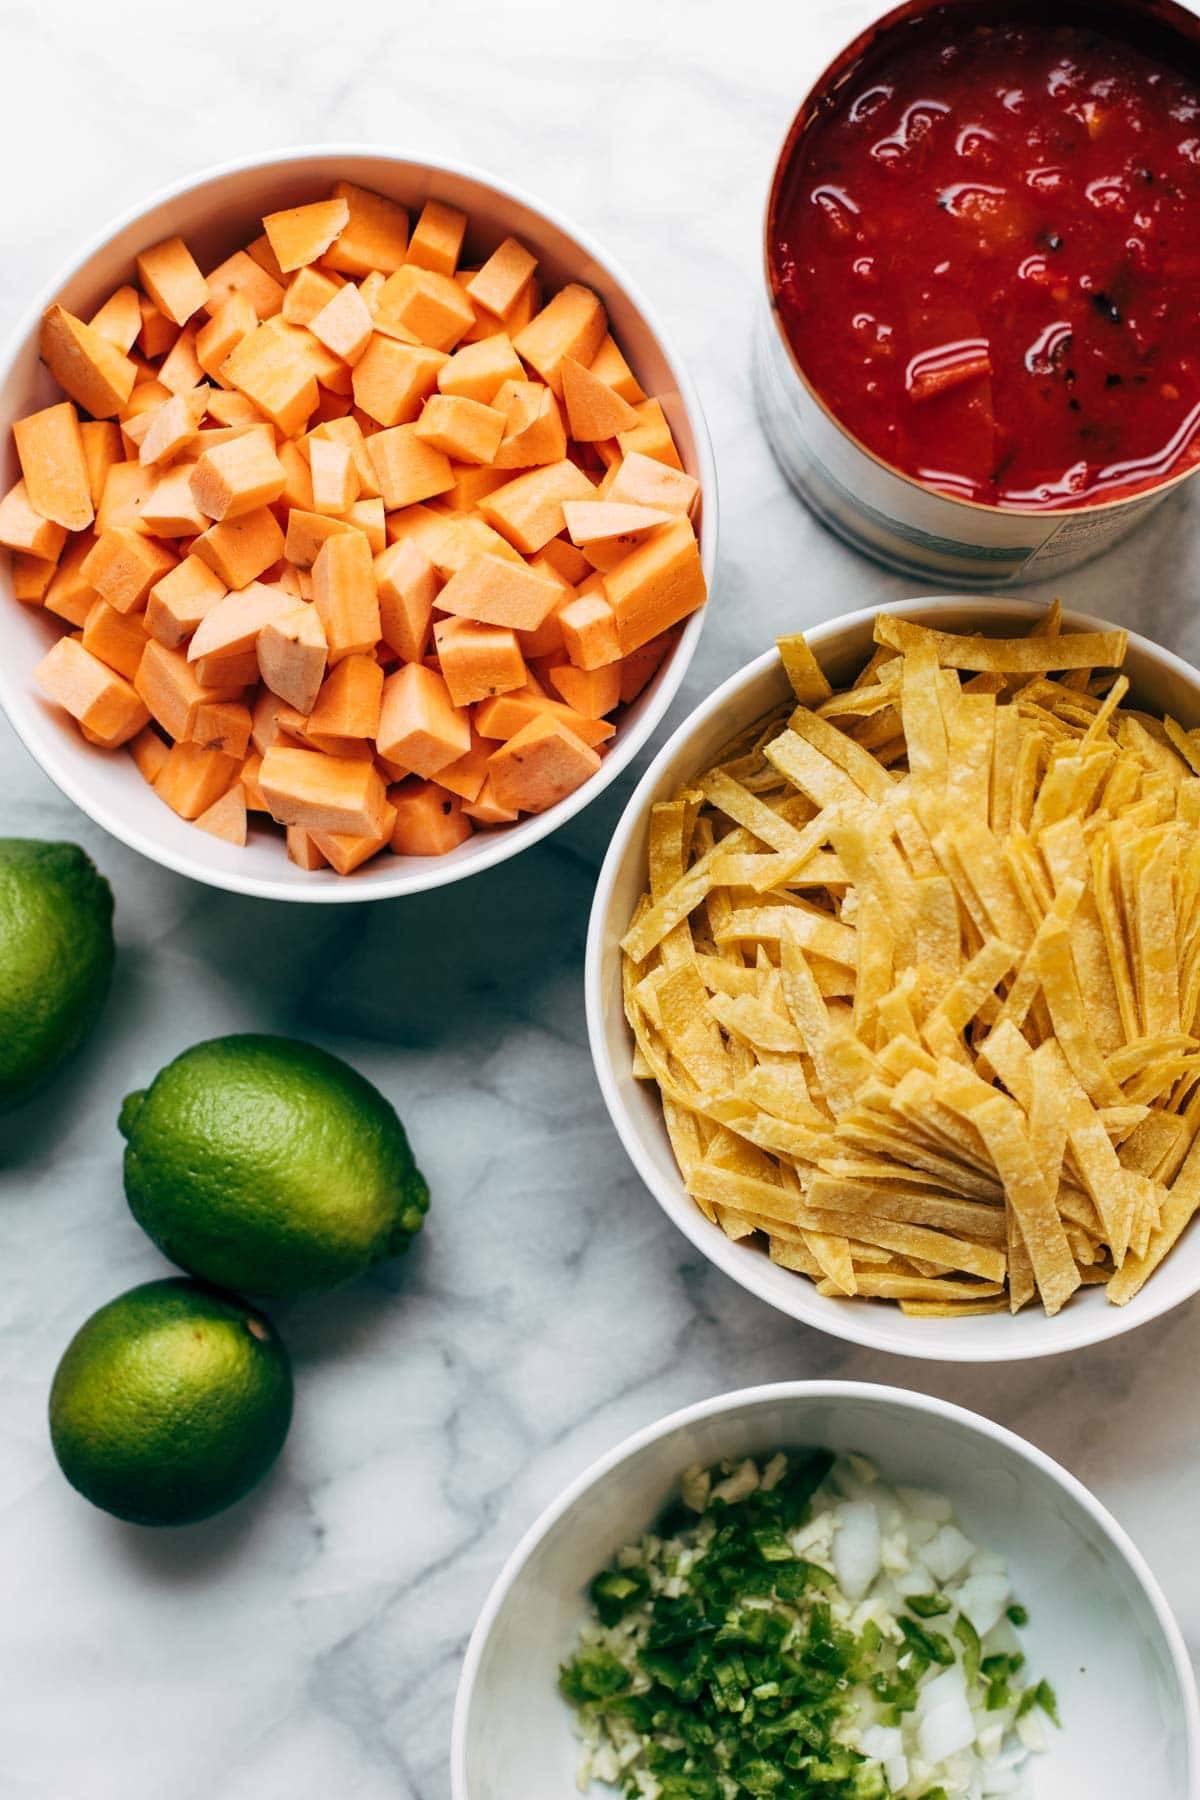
[450,1378,1200,1799]
[585,595,1200,1361]
[0,143,717,903]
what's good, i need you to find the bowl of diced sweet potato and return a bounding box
[0,148,715,898]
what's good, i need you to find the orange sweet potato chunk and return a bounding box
[13,402,94,531]
[605,517,706,655]
[136,238,210,327]
[389,779,472,855]
[487,714,601,813]
[377,662,471,777]
[263,199,350,274]
[40,306,137,419]
[34,635,150,747]
[260,743,389,836]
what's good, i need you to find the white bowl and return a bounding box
[452,1381,1199,1800]
[586,596,1200,1362]
[0,146,716,902]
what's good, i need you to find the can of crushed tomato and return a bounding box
[757,0,1200,587]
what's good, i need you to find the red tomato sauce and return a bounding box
[769,6,1200,510]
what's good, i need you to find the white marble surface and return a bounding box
[2,2,1200,1795]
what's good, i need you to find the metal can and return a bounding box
[756,0,1200,588]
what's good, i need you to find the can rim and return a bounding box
[760,0,1200,521]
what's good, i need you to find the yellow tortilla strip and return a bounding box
[875,613,1128,673]
[776,633,833,705]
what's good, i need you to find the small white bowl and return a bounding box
[586,597,1200,1361]
[0,146,716,902]
[452,1381,1199,1800]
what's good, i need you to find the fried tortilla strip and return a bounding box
[776,633,832,705]
[785,704,896,803]
[834,1273,1004,1301]
[1037,915,1125,1105]
[1108,1133,1200,1304]
[969,1093,1080,1314]
[899,1297,1010,1317]
[875,614,1128,673]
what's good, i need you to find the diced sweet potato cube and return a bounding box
[11,553,57,603]
[0,480,68,560]
[140,467,208,538]
[82,527,176,613]
[193,505,285,589]
[287,824,327,869]
[194,781,248,845]
[377,662,471,777]
[155,740,241,818]
[282,266,342,328]
[312,529,379,663]
[44,536,98,625]
[324,182,409,276]
[589,334,646,404]
[308,415,379,496]
[467,237,538,320]
[277,441,316,512]
[487,713,601,813]
[617,398,683,469]
[307,653,383,740]
[436,727,493,803]
[80,421,122,508]
[493,381,565,468]
[245,233,287,284]
[89,286,142,354]
[129,724,170,785]
[203,249,285,321]
[206,389,262,429]
[283,507,357,568]
[311,807,397,873]
[407,201,468,277]
[433,616,526,707]
[559,590,622,669]
[547,660,621,718]
[435,552,560,631]
[96,462,155,534]
[375,538,437,661]
[257,602,328,714]
[263,199,350,274]
[157,324,205,396]
[604,515,706,655]
[561,501,673,546]
[192,647,259,688]
[191,697,252,758]
[309,438,359,515]
[307,281,373,366]
[145,554,227,647]
[189,581,294,663]
[606,449,698,517]
[538,536,591,585]
[136,237,209,326]
[190,429,285,521]
[196,292,257,380]
[438,334,525,407]
[442,463,513,514]
[462,776,519,824]
[259,744,389,835]
[560,355,640,440]
[220,323,319,436]
[34,635,150,747]
[13,401,93,531]
[377,265,475,352]
[413,394,505,465]
[388,779,472,855]
[135,640,242,739]
[473,689,615,748]
[345,497,385,552]
[352,336,446,427]
[137,389,208,469]
[81,598,148,679]
[514,284,606,396]
[366,424,454,510]
[477,459,595,554]
[137,296,178,360]
[40,305,137,418]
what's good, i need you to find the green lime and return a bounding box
[120,1033,429,1298]
[48,1278,292,1527]
[0,838,114,1108]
